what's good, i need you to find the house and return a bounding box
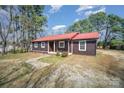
[32,32,99,55]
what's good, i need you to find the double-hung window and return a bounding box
[34,43,38,48]
[79,40,86,51]
[59,41,65,48]
[41,42,45,48]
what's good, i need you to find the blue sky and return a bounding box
[42,5,124,36]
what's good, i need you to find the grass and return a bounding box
[0,50,124,87]
[39,55,66,64]
[0,52,42,61]
[39,52,113,65]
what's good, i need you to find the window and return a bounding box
[41,42,45,48]
[34,43,38,48]
[59,41,65,48]
[79,40,86,51]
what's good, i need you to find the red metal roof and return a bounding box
[32,32,99,42]
[32,32,79,42]
[72,32,99,40]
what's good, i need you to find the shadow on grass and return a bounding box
[0,63,33,87]
[107,63,124,87]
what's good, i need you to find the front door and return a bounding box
[49,41,54,52]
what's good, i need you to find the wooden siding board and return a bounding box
[32,39,97,55]
[32,42,48,51]
[73,39,96,55]
[55,40,68,52]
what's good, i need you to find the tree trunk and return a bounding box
[2,41,7,55]
[103,24,110,49]
[12,35,16,54]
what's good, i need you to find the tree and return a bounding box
[18,5,47,51]
[0,5,47,54]
[0,6,13,55]
[89,12,106,31]
[67,19,93,33]
[67,12,124,49]
[103,14,123,48]
[89,12,107,43]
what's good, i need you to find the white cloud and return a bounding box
[76,5,106,16]
[49,5,63,14]
[51,25,66,35]
[74,18,80,23]
[52,25,66,30]
[84,7,106,16]
[76,5,94,12]
[76,5,95,15]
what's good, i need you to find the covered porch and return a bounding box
[47,40,73,55]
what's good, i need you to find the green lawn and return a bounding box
[39,55,66,64]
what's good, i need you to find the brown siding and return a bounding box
[32,39,97,55]
[55,40,68,52]
[32,40,70,53]
[73,39,96,55]
[32,42,48,53]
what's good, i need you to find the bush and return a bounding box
[19,49,27,53]
[56,52,61,56]
[19,49,24,53]
[9,49,18,54]
[9,48,27,53]
[110,40,124,50]
[61,52,68,57]
[97,41,104,46]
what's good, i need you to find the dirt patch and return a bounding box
[0,50,124,88]
[25,55,50,69]
[97,49,124,61]
[24,62,121,88]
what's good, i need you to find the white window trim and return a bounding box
[41,42,45,48]
[59,41,65,48]
[34,42,38,48]
[79,40,86,51]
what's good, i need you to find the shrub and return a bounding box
[61,52,68,57]
[9,49,18,54]
[110,40,124,50]
[56,52,61,56]
[19,49,27,53]
[97,41,104,46]
[19,49,24,53]
[9,48,27,53]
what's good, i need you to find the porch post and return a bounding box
[71,41,73,54]
[48,41,49,53]
[68,40,70,54]
[54,41,55,52]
